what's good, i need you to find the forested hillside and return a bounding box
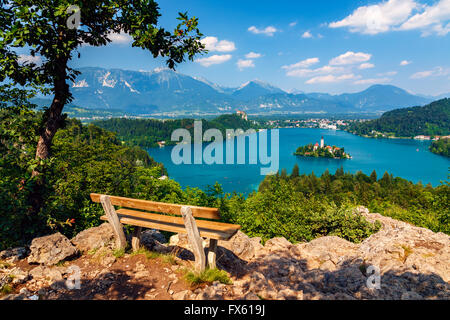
[224,166,449,243]
[430,138,450,157]
[345,98,450,138]
[94,114,261,148]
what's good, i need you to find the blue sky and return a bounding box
[68,0,450,95]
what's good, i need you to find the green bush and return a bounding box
[223,177,380,244]
[221,167,449,243]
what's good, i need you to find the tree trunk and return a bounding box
[33,58,69,165]
[30,58,69,214]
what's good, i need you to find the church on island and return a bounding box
[295,136,351,159]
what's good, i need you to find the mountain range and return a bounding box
[63,67,442,115]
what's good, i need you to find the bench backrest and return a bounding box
[90,193,221,220]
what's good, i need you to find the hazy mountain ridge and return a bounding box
[67,67,434,115]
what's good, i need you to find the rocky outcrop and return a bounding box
[169,206,449,300]
[1,206,448,300]
[222,207,450,300]
[218,231,263,261]
[27,233,78,266]
[71,223,115,253]
[0,247,28,263]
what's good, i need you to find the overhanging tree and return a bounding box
[0,0,205,211]
[1,0,204,161]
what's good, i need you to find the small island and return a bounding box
[294,136,351,159]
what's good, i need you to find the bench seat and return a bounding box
[99,208,240,241]
[92,193,241,271]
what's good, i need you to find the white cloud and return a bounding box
[359,63,375,69]
[286,65,345,77]
[306,73,358,84]
[329,51,372,65]
[302,31,313,38]
[354,77,391,85]
[399,0,450,36]
[289,21,298,27]
[201,36,236,52]
[108,32,133,44]
[245,52,262,59]
[411,70,434,79]
[329,0,450,36]
[195,54,232,67]
[237,59,255,70]
[400,60,412,66]
[329,0,417,35]
[410,66,450,79]
[282,57,320,70]
[377,71,398,76]
[248,26,278,36]
[17,54,42,65]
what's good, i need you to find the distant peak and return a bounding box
[237,79,281,91]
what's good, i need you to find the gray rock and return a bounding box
[401,291,424,300]
[29,266,64,282]
[219,231,257,261]
[28,233,78,266]
[264,237,292,252]
[141,229,167,244]
[0,294,28,300]
[140,230,171,254]
[0,247,28,262]
[71,223,115,253]
[243,292,261,300]
[8,267,30,285]
[0,273,11,289]
[172,290,190,300]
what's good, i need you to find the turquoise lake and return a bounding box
[147,128,450,194]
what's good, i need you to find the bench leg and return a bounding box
[132,227,142,252]
[181,206,206,272]
[207,239,218,269]
[100,195,127,250]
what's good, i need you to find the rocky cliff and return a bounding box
[1,207,448,300]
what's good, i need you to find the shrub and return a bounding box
[184,268,232,286]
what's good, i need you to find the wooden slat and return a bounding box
[116,209,241,233]
[91,193,220,220]
[99,215,239,241]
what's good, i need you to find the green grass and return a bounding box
[112,248,126,259]
[87,247,99,256]
[56,260,67,267]
[0,284,13,295]
[400,245,413,263]
[130,247,177,265]
[161,253,177,265]
[184,268,232,286]
[130,247,160,260]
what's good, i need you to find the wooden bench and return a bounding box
[90,193,241,272]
